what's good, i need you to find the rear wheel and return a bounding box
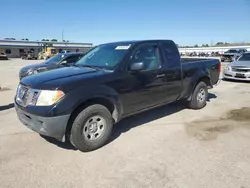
[188,81,208,109]
[70,104,113,152]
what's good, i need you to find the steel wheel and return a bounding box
[197,88,206,103]
[82,115,106,141]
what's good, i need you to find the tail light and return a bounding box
[218,61,221,73]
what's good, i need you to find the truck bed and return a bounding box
[179,58,220,100]
[181,58,216,63]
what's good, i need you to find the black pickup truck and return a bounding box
[14,40,221,152]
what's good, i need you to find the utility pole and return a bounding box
[210,39,214,47]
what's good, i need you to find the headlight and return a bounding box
[226,65,232,71]
[27,89,65,106]
[36,90,65,106]
[27,69,38,75]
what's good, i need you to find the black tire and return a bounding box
[188,81,208,110]
[70,104,113,152]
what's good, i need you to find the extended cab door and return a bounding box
[120,42,169,114]
[160,41,182,101]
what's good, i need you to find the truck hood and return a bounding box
[231,61,250,68]
[21,66,102,88]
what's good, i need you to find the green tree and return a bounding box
[216,42,224,46]
[201,44,209,47]
[4,38,16,40]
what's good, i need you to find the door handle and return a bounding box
[156,74,166,78]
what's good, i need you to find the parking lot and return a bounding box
[1,59,250,188]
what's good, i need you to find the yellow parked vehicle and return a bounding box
[38,47,57,60]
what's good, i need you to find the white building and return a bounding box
[0,40,93,58]
[179,45,250,54]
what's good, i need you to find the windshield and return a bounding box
[238,53,250,61]
[76,43,132,69]
[44,53,65,64]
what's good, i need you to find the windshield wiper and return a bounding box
[75,64,100,70]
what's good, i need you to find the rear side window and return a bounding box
[162,42,180,68]
[130,44,161,71]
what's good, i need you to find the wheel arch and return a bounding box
[65,96,121,137]
[187,75,211,101]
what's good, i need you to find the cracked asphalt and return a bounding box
[1,59,250,188]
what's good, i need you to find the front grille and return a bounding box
[16,85,40,106]
[16,85,29,106]
[235,75,246,78]
[232,68,250,73]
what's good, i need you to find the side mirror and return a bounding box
[61,60,67,64]
[129,62,145,71]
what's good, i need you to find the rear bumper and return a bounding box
[15,103,70,141]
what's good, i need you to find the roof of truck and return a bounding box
[101,39,174,45]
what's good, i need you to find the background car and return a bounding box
[0,52,8,60]
[223,52,250,81]
[19,52,85,80]
[21,51,38,60]
[221,48,247,62]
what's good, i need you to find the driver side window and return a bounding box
[130,44,161,71]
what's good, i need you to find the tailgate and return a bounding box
[210,60,221,85]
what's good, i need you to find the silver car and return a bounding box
[223,52,250,81]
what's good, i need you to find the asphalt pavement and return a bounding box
[1,59,250,188]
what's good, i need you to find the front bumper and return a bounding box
[15,103,70,141]
[223,70,250,81]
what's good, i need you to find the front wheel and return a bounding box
[70,104,113,152]
[188,81,208,110]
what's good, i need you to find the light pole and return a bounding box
[62,29,64,42]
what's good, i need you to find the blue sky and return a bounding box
[0,0,250,45]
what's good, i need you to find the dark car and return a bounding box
[19,52,85,80]
[15,40,220,152]
[221,48,247,62]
